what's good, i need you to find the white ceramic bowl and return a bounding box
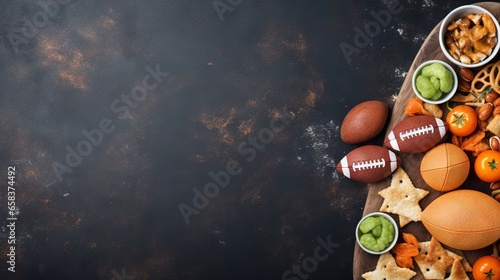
[355,212,398,255]
[412,60,458,105]
[439,5,500,68]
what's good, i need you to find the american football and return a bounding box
[421,189,500,250]
[336,145,401,183]
[384,115,448,153]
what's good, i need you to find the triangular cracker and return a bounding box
[361,252,416,280]
[414,237,455,279]
[416,240,472,274]
[399,216,412,228]
[445,259,470,280]
[445,250,472,272]
[378,167,429,227]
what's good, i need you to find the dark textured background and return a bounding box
[0,0,479,279]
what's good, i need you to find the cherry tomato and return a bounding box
[446,105,478,136]
[475,150,500,183]
[473,255,500,280]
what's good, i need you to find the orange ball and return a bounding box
[421,190,500,250]
[420,143,470,192]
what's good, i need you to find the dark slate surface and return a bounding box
[0,0,480,279]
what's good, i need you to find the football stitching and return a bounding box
[352,158,386,171]
[399,125,434,141]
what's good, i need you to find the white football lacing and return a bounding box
[399,125,434,141]
[352,158,386,171]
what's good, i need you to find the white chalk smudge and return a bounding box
[390,94,398,104]
[44,180,57,188]
[10,159,32,165]
[384,93,399,106]
[413,34,427,44]
[422,0,436,8]
[299,120,340,180]
[394,67,408,78]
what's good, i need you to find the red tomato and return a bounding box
[475,150,500,183]
[446,105,478,136]
[473,255,500,280]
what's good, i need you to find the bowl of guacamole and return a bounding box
[412,60,458,105]
[355,212,398,255]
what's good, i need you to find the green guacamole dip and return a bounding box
[358,215,395,252]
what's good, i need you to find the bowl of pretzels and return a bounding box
[439,5,500,68]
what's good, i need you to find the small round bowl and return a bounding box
[439,5,500,68]
[355,212,399,255]
[412,60,458,105]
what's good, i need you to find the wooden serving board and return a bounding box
[353,2,500,279]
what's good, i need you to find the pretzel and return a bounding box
[472,62,495,93]
[490,61,500,93]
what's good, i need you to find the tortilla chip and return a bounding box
[361,252,417,280]
[378,168,429,227]
[445,259,470,280]
[414,237,455,279]
[487,114,500,137]
[414,240,472,273]
[398,216,411,228]
[445,250,472,272]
